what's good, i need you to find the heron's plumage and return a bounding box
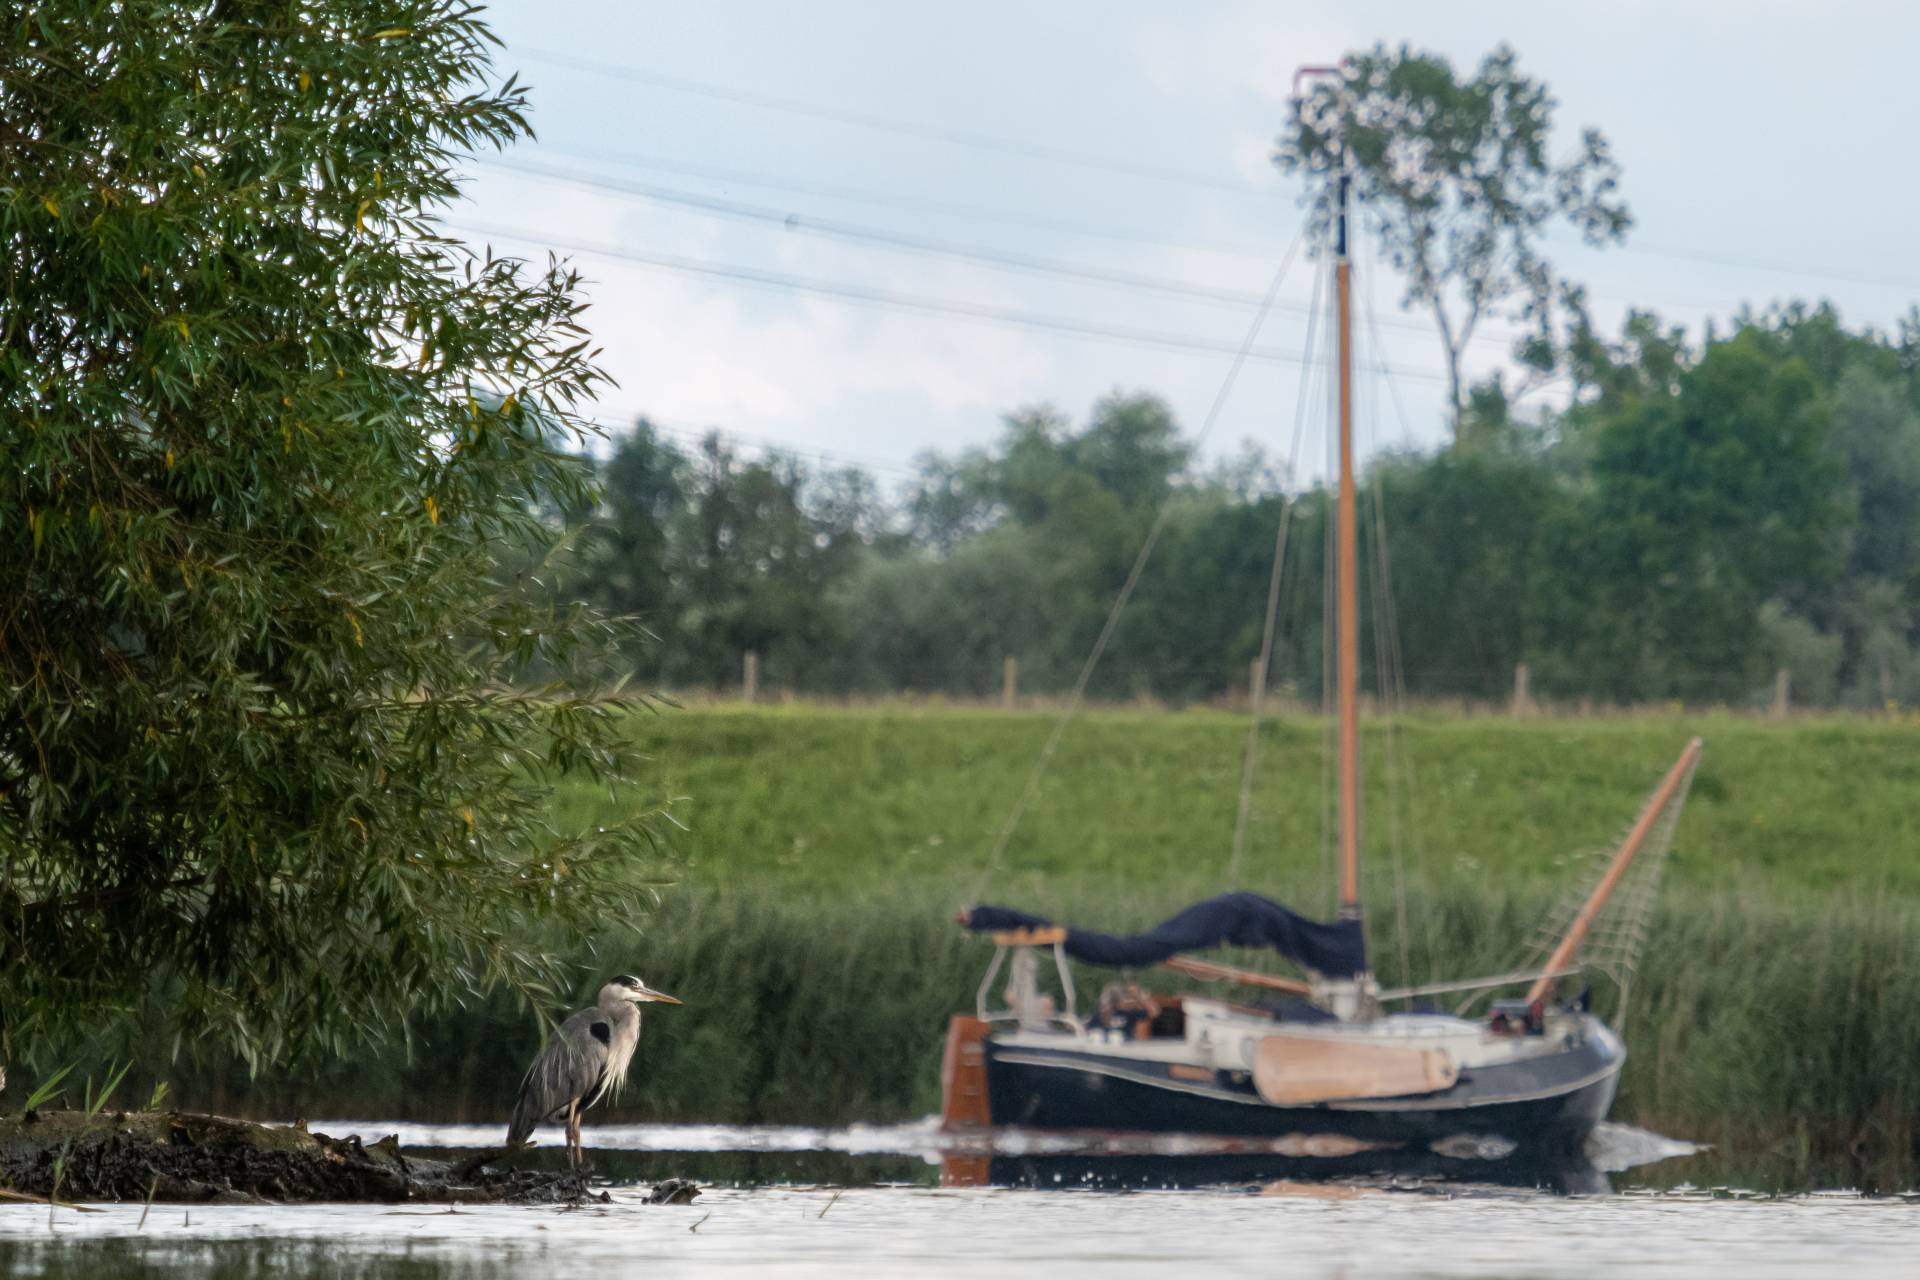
[505,983,644,1148]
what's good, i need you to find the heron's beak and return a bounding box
[637,986,682,1005]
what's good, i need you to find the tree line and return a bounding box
[576,301,1920,709]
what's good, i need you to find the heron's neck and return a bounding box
[600,996,640,1025]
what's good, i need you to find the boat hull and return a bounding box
[972,1016,1622,1154]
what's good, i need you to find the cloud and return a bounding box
[459,168,1060,461]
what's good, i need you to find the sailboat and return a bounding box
[938,77,1702,1162]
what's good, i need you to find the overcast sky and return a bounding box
[457,1,1919,487]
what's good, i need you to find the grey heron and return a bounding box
[506,974,681,1168]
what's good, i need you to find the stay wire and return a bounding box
[966,227,1309,904]
[1353,297,1415,990]
[1226,257,1328,886]
[1359,254,1444,985]
[1319,295,1341,920]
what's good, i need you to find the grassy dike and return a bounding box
[174,706,1920,1185]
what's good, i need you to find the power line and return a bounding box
[518,141,1284,260]
[515,47,1268,196]
[446,218,1452,382]
[480,156,1274,308]
[475,155,1527,351]
[512,50,1920,311]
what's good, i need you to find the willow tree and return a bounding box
[0,3,658,1068]
[1276,43,1631,439]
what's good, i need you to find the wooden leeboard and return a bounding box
[1252,1033,1458,1105]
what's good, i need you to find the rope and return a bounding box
[1226,259,1327,885]
[1318,320,1340,918]
[1359,267,1442,986]
[967,227,1308,902]
[1349,316,1413,988]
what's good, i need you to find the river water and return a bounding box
[2,1120,1914,1278]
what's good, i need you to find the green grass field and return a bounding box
[558,703,1920,907]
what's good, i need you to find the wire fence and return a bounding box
[644,652,1917,720]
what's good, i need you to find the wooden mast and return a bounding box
[1333,154,1362,921]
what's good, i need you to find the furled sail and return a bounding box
[960,891,1366,979]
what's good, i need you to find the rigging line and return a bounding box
[473,156,1531,351]
[1358,257,1443,985]
[1354,306,1414,990]
[514,48,1271,197]
[1227,257,1326,886]
[446,218,1454,380]
[965,228,1309,904]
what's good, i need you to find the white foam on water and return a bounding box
[309,1116,1705,1177]
[307,1114,960,1158]
[1585,1121,1704,1173]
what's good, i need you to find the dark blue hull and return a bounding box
[983,1023,1622,1154]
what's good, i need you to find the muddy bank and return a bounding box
[0,1109,596,1205]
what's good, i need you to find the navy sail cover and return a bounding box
[962,891,1366,979]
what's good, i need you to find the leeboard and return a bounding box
[1251,1033,1458,1105]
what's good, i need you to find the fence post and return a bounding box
[1002,655,1018,711]
[1249,658,1266,707]
[1511,662,1531,719]
[742,651,759,704]
[1772,668,1790,719]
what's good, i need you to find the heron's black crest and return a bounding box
[614,975,642,988]
[590,1021,611,1045]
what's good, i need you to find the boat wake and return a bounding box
[1585,1120,1704,1172]
[307,1115,1699,1176]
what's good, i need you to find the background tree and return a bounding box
[1276,43,1631,437]
[0,2,658,1067]
[587,426,892,689]
[1544,325,1847,700]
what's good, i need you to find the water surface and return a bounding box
[1,1120,1911,1278]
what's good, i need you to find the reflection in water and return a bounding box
[0,1122,1914,1280]
[3,1181,1916,1280]
[427,1133,1619,1196]
[0,1240,515,1280]
[959,1148,1614,1196]
[289,1116,1697,1198]
[492,1143,935,1188]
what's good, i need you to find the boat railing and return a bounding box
[975,928,1087,1036]
[1377,967,1583,1005]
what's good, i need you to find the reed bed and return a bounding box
[107,880,1916,1190]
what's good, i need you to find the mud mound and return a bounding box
[0,1109,601,1204]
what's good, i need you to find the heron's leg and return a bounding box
[566,1100,581,1169]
